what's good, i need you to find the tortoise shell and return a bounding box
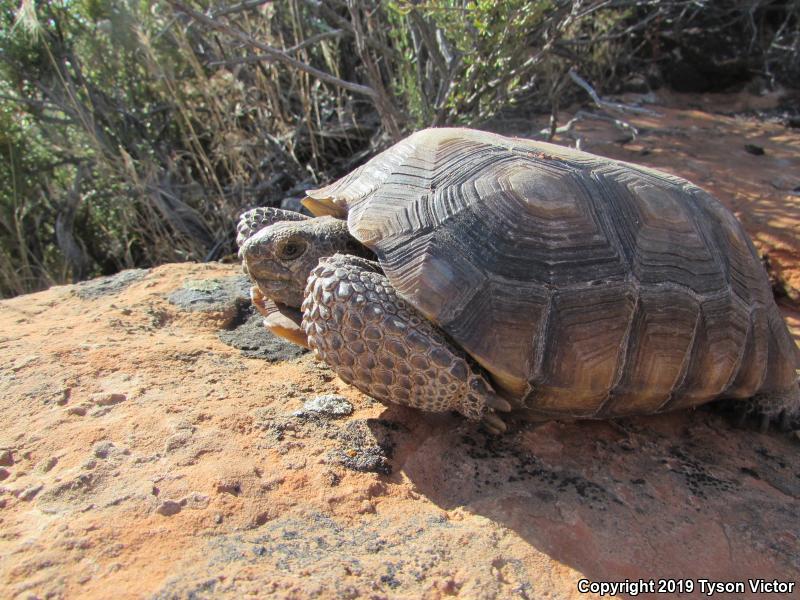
[304,128,798,418]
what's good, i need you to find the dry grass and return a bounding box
[1,0,797,297]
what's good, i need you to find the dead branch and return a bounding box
[147,174,215,251]
[346,0,402,138]
[211,0,271,18]
[535,110,639,140]
[568,69,658,116]
[208,29,345,67]
[54,164,90,282]
[167,0,379,99]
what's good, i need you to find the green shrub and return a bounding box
[0,0,797,297]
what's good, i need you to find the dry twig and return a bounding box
[208,29,346,67]
[568,69,658,116]
[167,0,378,99]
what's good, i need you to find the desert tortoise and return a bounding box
[239,128,799,433]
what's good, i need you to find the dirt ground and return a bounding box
[1,91,799,599]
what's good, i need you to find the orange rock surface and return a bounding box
[1,93,799,599]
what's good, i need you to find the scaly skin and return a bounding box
[300,254,509,432]
[236,207,308,248]
[240,214,370,308]
[752,388,800,432]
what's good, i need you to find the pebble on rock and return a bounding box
[215,479,242,496]
[92,393,127,407]
[36,457,58,473]
[296,395,354,418]
[744,143,765,156]
[93,441,116,459]
[182,492,210,509]
[164,431,192,453]
[156,500,183,516]
[18,484,43,501]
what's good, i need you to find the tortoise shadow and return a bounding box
[375,407,800,588]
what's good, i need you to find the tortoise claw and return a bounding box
[734,403,749,429]
[759,414,770,434]
[779,410,792,432]
[487,395,512,413]
[482,412,508,435]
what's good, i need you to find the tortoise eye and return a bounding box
[279,239,306,260]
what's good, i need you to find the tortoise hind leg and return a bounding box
[722,383,800,433]
[752,384,800,433]
[301,253,511,433]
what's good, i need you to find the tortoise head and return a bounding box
[240,212,366,308]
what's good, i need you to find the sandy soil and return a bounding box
[1,91,798,599]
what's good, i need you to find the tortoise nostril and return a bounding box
[242,234,271,262]
[241,244,271,280]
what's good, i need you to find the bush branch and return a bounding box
[167,0,378,99]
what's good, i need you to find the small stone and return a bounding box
[36,456,58,473]
[77,573,92,584]
[19,483,43,501]
[73,269,149,300]
[0,450,13,466]
[214,513,223,524]
[259,476,284,492]
[57,388,71,405]
[92,393,127,406]
[439,579,460,595]
[0,468,9,481]
[66,405,87,416]
[164,430,192,453]
[171,419,195,432]
[156,499,183,516]
[107,562,122,574]
[215,479,241,496]
[297,395,353,418]
[744,143,765,156]
[335,448,392,475]
[181,492,209,509]
[93,441,116,459]
[11,355,38,372]
[167,275,250,314]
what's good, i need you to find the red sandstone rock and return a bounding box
[1,93,799,599]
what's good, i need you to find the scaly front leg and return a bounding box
[301,254,510,433]
[250,285,309,348]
